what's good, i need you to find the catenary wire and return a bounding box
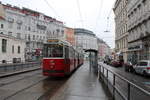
[76,0,84,28]
[43,0,60,18]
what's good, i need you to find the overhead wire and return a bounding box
[105,1,116,32]
[94,0,104,31]
[43,0,60,18]
[76,0,84,28]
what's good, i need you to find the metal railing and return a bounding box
[0,62,41,73]
[98,63,150,100]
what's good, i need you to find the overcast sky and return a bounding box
[1,0,116,48]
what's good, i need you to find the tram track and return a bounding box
[0,71,41,87]
[3,78,44,100]
[37,77,69,100]
[2,77,69,100]
[0,68,71,100]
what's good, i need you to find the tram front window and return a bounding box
[43,44,63,58]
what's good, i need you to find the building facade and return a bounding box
[127,0,150,63]
[114,0,128,62]
[97,38,111,60]
[0,34,25,63]
[74,28,98,51]
[64,27,76,46]
[74,28,98,60]
[0,3,65,61]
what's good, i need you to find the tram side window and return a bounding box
[69,47,74,59]
[65,46,69,59]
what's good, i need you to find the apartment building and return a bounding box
[97,38,111,60]
[114,0,128,62]
[127,0,150,63]
[74,28,98,51]
[0,2,65,61]
[74,28,98,60]
[0,34,25,63]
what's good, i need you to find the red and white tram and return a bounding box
[42,39,84,77]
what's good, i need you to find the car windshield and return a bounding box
[137,62,148,66]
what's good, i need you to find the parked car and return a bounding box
[134,60,150,76]
[103,56,112,65]
[111,60,123,67]
[124,61,134,72]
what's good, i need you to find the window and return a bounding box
[28,35,31,41]
[56,29,60,33]
[1,24,4,28]
[18,46,20,54]
[12,45,14,53]
[17,25,21,30]
[61,30,64,36]
[142,0,146,5]
[33,35,35,40]
[2,39,7,53]
[138,62,147,66]
[0,32,3,34]
[28,27,31,31]
[43,44,63,57]
[61,30,64,34]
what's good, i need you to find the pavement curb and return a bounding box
[0,67,41,78]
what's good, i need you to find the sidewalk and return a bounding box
[50,62,113,100]
[0,65,41,78]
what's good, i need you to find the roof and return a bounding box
[74,28,95,36]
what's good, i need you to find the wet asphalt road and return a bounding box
[0,70,68,100]
[0,62,113,100]
[102,63,150,89]
[1,62,149,100]
[99,62,150,100]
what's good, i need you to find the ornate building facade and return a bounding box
[127,0,150,63]
[0,2,65,61]
[114,0,128,62]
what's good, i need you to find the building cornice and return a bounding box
[113,0,121,11]
[115,32,128,41]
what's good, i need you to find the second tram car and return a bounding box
[42,39,83,77]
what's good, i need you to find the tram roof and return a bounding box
[46,39,73,46]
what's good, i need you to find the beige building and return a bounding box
[0,34,26,63]
[127,0,150,63]
[113,0,128,62]
[0,2,65,61]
